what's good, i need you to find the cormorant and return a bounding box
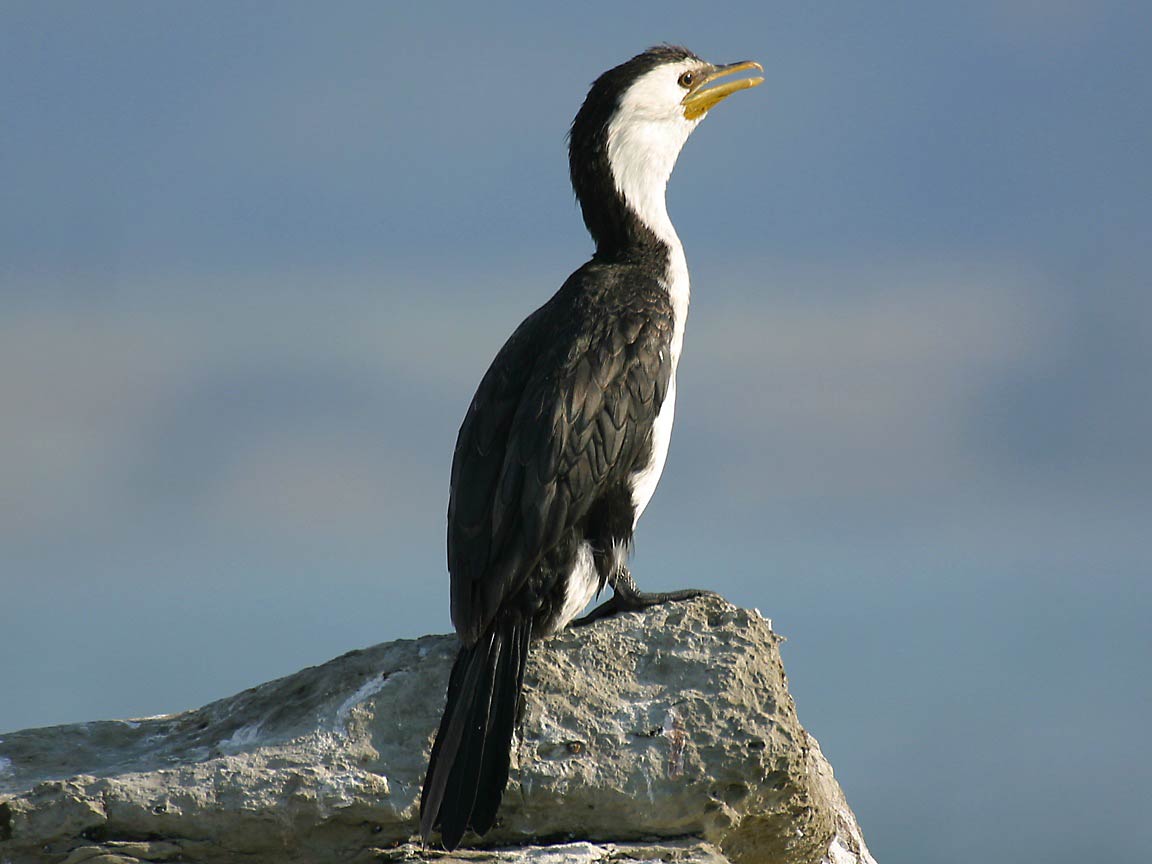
[419,45,763,849]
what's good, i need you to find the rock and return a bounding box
[0,596,876,864]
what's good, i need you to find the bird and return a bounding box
[419,45,763,849]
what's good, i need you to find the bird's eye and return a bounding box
[677,71,695,88]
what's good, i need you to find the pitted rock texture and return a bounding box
[0,596,875,864]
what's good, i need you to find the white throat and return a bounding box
[605,73,698,255]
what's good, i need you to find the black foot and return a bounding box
[571,568,716,628]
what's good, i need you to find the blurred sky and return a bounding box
[2,3,1150,862]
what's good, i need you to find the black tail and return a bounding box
[419,616,532,850]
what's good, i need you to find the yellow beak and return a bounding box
[681,60,764,120]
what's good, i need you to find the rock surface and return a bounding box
[0,597,875,864]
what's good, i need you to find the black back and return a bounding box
[448,258,674,644]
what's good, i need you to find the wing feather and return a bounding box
[448,275,673,644]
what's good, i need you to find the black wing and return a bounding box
[447,273,673,645]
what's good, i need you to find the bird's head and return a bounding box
[569,46,763,255]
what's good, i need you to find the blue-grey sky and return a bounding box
[2,3,1150,863]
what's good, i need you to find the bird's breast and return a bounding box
[628,373,677,526]
[627,248,687,524]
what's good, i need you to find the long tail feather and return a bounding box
[469,618,531,834]
[437,629,502,849]
[419,628,492,841]
[419,617,531,849]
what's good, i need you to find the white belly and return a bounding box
[626,234,687,527]
[628,374,676,525]
[552,541,601,631]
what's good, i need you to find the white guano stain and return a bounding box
[334,672,396,732]
[218,722,263,751]
[824,831,879,864]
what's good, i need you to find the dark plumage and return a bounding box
[419,45,762,849]
[446,267,674,645]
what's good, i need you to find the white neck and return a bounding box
[605,100,696,255]
[604,71,700,362]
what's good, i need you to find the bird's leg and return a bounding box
[571,566,716,627]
